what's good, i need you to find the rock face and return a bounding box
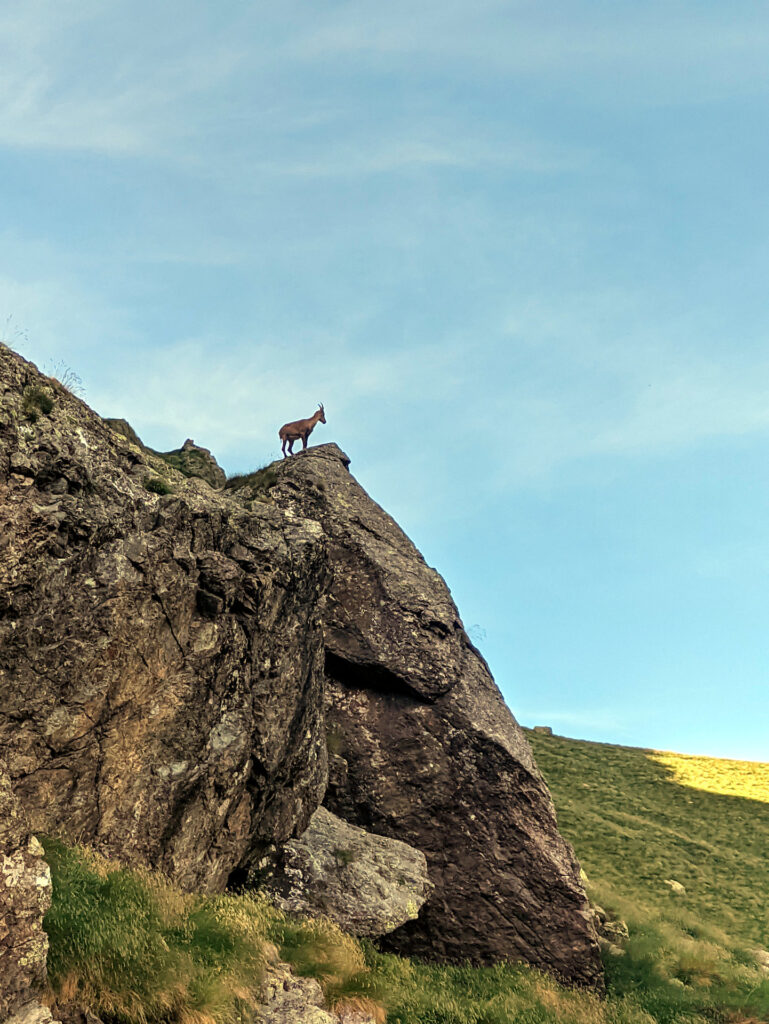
[257,956,379,1024]
[0,758,52,1022]
[262,807,431,937]
[267,445,603,989]
[0,345,329,890]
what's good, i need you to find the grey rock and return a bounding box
[46,1007,103,1024]
[157,439,227,490]
[262,807,431,936]
[335,1009,378,1024]
[592,905,629,946]
[1,344,602,988]
[257,960,336,1024]
[0,759,52,1021]
[267,444,603,989]
[104,418,143,448]
[4,1003,58,1024]
[533,726,553,736]
[664,879,686,895]
[0,345,329,890]
[598,939,626,957]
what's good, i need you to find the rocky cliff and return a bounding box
[0,346,328,892]
[0,343,602,992]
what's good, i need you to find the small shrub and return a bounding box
[22,385,54,421]
[333,848,356,868]
[144,476,174,496]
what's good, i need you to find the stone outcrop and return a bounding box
[257,959,337,1024]
[261,807,431,936]
[105,421,227,490]
[256,945,380,1024]
[4,1004,59,1024]
[154,438,227,490]
[0,345,329,890]
[264,445,603,989]
[0,758,52,1023]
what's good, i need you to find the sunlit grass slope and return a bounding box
[527,730,769,1022]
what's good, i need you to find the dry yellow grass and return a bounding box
[650,750,769,804]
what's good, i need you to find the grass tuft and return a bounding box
[46,359,85,397]
[225,465,278,497]
[42,839,385,1024]
[326,724,346,757]
[22,384,54,421]
[144,476,174,495]
[43,838,267,1024]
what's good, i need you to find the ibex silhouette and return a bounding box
[278,403,326,457]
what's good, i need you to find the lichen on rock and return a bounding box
[0,758,52,1022]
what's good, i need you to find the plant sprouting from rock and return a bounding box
[45,359,85,397]
[22,385,54,422]
[144,476,174,496]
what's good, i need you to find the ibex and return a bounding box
[279,403,326,457]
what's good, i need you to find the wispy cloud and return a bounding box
[287,1,769,103]
[0,2,246,155]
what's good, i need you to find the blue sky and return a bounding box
[3,1,769,760]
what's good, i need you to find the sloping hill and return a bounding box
[527,729,769,1021]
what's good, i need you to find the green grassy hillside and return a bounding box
[42,734,769,1024]
[527,729,769,1022]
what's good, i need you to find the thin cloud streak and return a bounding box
[10,265,769,494]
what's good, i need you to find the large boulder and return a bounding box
[0,759,52,1023]
[267,445,603,989]
[261,806,431,936]
[0,345,330,890]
